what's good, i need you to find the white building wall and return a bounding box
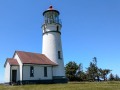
[23,65,52,80]
[4,62,10,83]
[13,53,22,81]
[42,24,65,77]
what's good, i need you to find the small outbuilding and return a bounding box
[4,51,60,84]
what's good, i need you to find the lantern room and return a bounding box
[43,6,61,25]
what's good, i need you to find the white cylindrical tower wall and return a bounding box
[42,6,65,77]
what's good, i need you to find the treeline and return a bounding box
[65,57,120,81]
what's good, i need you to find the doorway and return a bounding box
[12,70,17,83]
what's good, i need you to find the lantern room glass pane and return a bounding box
[44,11,61,24]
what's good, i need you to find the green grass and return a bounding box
[0,81,120,90]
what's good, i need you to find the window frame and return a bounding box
[58,51,62,59]
[30,66,34,77]
[44,67,47,77]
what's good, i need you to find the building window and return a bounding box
[44,67,47,77]
[58,51,62,59]
[30,66,34,77]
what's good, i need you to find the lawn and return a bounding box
[0,81,120,90]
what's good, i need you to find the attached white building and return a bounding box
[4,51,58,84]
[4,6,67,84]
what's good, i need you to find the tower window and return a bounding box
[43,26,46,33]
[58,51,62,59]
[57,26,59,31]
[30,66,34,77]
[44,67,47,77]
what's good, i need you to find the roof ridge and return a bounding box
[6,58,17,60]
[15,50,41,55]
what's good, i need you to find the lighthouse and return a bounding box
[42,6,66,80]
[4,5,67,84]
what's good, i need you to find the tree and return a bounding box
[76,71,87,81]
[115,74,120,81]
[109,73,115,81]
[86,57,98,81]
[78,63,83,72]
[93,57,97,66]
[65,61,79,81]
[65,57,113,82]
[99,69,111,81]
[76,63,87,81]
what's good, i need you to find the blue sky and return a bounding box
[0,0,120,82]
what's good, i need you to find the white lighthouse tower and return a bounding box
[42,6,66,81]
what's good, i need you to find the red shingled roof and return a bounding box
[15,51,57,65]
[4,58,19,67]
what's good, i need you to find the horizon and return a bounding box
[0,0,120,82]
